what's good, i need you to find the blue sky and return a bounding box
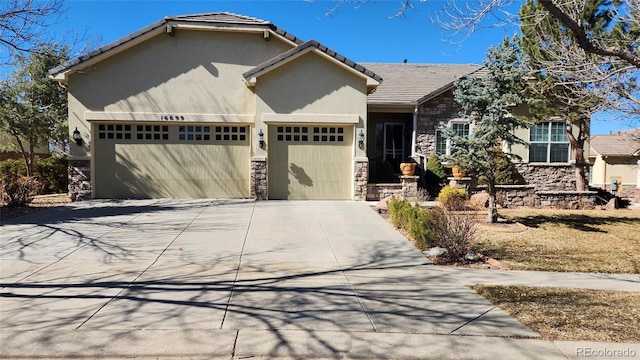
[47,0,637,134]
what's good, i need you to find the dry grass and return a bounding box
[474,285,640,342]
[475,208,640,273]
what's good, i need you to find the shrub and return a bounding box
[436,186,467,211]
[424,154,446,198]
[34,157,68,194]
[428,208,476,263]
[0,157,68,195]
[387,197,438,251]
[1,175,39,207]
[0,158,27,178]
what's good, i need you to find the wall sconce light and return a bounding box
[358,129,365,149]
[258,129,265,149]
[72,127,83,146]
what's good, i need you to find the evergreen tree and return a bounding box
[449,36,533,223]
[0,43,69,176]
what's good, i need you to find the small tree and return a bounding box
[0,43,69,176]
[448,36,533,223]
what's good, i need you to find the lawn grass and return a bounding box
[473,285,640,342]
[474,208,640,273]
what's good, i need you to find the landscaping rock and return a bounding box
[464,252,482,262]
[606,197,619,210]
[375,195,405,211]
[424,247,447,257]
[469,192,490,209]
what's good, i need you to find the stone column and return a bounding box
[68,158,91,201]
[401,175,419,199]
[354,158,369,201]
[251,156,267,200]
[635,160,640,204]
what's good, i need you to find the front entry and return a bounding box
[268,124,353,200]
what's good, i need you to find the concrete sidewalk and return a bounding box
[1,199,638,359]
[441,267,640,292]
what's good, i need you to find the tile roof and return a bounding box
[243,40,382,86]
[361,63,481,105]
[590,129,640,157]
[49,12,302,77]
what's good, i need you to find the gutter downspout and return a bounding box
[411,105,418,162]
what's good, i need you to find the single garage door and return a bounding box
[268,124,353,200]
[93,123,250,198]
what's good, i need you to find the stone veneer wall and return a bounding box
[415,90,462,156]
[354,160,369,201]
[513,163,581,191]
[68,159,91,200]
[251,158,267,200]
[490,185,596,209]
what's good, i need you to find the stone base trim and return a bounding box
[354,159,369,201]
[68,159,91,201]
[251,158,267,200]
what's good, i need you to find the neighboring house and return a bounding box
[50,12,592,205]
[589,129,640,204]
[0,131,50,161]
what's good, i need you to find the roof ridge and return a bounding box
[167,11,271,25]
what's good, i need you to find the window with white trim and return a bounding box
[529,121,570,163]
[435,121,470,156]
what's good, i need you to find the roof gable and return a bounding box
[49,12,302,81]
[242,40,382,92]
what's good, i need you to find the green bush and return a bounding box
[436,186,467,211]
[0,158,27,177]
[0,157,68,195]
[387,197,437,250]
[34,157,68,194]
[424,154,447,199]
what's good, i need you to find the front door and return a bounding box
[383,123,405,172]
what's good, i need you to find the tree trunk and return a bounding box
[487,182,498,223]
[565,117,589,191]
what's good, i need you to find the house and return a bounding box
[0,131,50,161]
[589,129,640,204]
[51,12,593,205]
[51,12,380,200]
[362,63,593,207]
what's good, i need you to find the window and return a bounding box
[435,121,470,156]
[276,126,310,142]
[529,122,569,163]
[214,126,247,142]
[136,125,169,140]
[97,124,132,140]
[179,126,211,141]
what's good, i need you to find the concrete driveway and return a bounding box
[1,199,560,359]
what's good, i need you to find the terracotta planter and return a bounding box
[400,162,416,176]
[452,165,465,179]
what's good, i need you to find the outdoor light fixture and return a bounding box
[258,129,265,149]
[358,129,365,149]
[72,127,83,146]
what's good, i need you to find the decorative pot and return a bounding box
[400,162,416,176]
[452,165,465,179]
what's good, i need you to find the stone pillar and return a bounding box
[401,175,419,199]
[68,158,91,201]
[251,156,267,200]
[635,160,640,204]
[354,158,369,201]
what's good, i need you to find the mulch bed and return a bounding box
[1,194,71,223]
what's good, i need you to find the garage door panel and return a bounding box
[268,125,353,200]
[94,124,250,199]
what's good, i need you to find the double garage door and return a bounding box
[93,123,250,198]
[93,123,354,200]
[268,124,353,200]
